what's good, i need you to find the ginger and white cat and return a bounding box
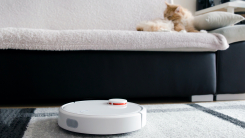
[136,19,174,32]
[164,2,199,32]
[137,2,201,33]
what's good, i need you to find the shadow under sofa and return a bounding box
[0,49,217,103]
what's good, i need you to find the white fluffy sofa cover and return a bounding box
[0,0,171,30]
[0,28,228,51]
[0,0,229,51]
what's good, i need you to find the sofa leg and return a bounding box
[191,95,214,102]
[216,93,245,101]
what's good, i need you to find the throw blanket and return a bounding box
[0,28,229,51]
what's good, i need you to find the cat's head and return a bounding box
[164,2,183,21]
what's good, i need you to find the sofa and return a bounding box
[0,0,244,103]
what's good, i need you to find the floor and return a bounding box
[0,98,191,109]
[1,98,241,109]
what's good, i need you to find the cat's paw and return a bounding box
[200,30,208,33]
[180,30,187,33]
[158,28,171,32]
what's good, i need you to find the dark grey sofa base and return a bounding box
[0,50,216,103]
[217,41,245,95]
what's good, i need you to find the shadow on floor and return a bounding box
[0,97,190,108]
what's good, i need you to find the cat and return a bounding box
[136,19,174,32]
[136,2,205,33]
[164,2,199,33]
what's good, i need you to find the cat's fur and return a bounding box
[164,2,199,32]
[136,2,200,33]
[136,19,174,32]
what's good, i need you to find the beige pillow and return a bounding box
[194,12,245,30]
[209,25,245,44]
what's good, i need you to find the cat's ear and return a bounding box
[175,6,181,13]
[165,1,170,6]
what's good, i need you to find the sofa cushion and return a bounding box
[194,12,244,31]
[0,0,171,30]
[209,25,245,44]
[0,28,229,51]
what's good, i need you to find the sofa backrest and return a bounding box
[0,0,172,30]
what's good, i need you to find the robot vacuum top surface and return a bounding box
[62,100,142,116]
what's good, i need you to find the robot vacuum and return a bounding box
[58,99,146,135]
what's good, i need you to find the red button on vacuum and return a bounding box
[108,99,127,105]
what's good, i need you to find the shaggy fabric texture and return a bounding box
[1,101,245,138]
[0,0,171,30]
[0,28,229,51]
[209,25,245,44]
[0,108,35,138]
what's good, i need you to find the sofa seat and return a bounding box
[0,28,228,52]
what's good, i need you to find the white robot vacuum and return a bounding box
[58,99,146,135]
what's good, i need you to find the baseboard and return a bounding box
[191,95,214,102]
[216,93,245,101]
